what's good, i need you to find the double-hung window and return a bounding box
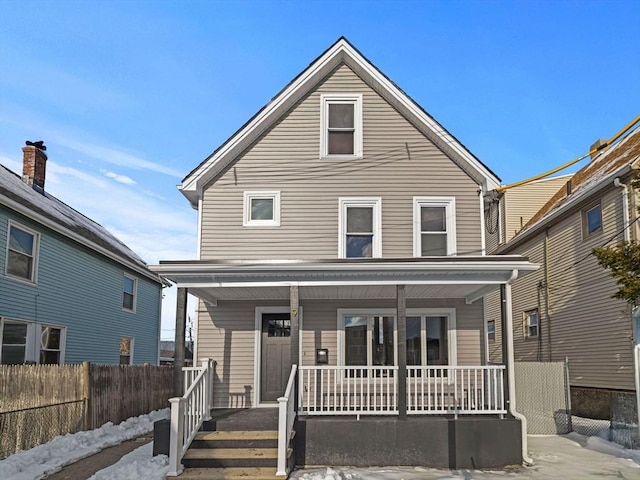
[5,222,39,282]
[40,326,62,364]
[120,337,134,365]
[123,274,137,312]
[339,198,381,258]
[413,197,456,256]
[0,320,28,364]
[243,191,281,227]
[320,94,362,158]
[524,309,539,339]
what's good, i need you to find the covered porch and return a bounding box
[151,256,537,474]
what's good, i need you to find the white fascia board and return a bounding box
[180,41,347,205]
[499,164,633,253]
[1,194,161,284]
[180,39,500,206]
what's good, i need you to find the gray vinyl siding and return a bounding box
[197,297,484,408]
[498,186,635,391]
[0,207,162,365]
[200,64,482,260]
[486,289,502,363]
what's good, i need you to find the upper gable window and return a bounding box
[5,222,39,283]
[243,191,281,227]
[413,198,456,256]
[583,202,602,237]
[321,94,362,158]
[339,198,381,258]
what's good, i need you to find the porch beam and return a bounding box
[397,284,407,420]
[290,285,300,367]
[174,287,188,397]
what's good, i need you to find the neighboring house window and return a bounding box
[583,202,603,236]
[320,94,362,158]
[524,309,539,339]
[119,337,133,365]
[5,222,39,282]
[338,309,456,372]
[339,198,381,258]
[413,198,456,256]
[123,274,137,311]
[0,319,65,365]
[243,191,281,227]
[487,320,496,343]
[40,326,62,364]
[0,320,28,364]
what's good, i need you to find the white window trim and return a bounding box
[413,197,457,256]
[5,220,40,284]
[337,308,457,369]
[243,191,281,227]
[320,93,363,159]
[123,273,137,313]
[338,197,382,258]
[120,336,134,365]
[524,309,539,339]
[0,318,66,365]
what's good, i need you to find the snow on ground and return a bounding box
[87,443,168,480]
[0,409,169,480]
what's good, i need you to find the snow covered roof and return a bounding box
[500,127,640,250]
[0,164,162,283]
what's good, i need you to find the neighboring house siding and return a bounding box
[200,65,482,260]
[199,297,484,407]
[0,207,161,365]
[501,176,570,246]
[503,186,635,391]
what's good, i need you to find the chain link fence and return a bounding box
[0,400,86,459]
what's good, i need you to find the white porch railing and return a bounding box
[167,359,214,477]
[299,366,398,415]
[298,365,505,416]
[407,366,506,415]
[276,364,298,476]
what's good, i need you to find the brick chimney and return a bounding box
[22,141,48,192]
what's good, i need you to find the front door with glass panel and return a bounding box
[260,313,292,402]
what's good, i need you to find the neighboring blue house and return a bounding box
[0,142,164,365]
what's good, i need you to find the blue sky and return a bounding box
[1,0,639,339]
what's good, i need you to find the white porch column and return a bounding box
[397,284,407,420]
[290,285,300,366]
[173,287,188,397]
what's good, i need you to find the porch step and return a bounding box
[182,447,292,469]
[177,467,281,480]
[192,430,279,449]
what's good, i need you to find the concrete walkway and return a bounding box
[45,433,153,480]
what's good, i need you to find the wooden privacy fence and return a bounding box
[0,363,173,458]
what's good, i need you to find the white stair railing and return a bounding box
[167,358,213,477]
[276,364,298,476]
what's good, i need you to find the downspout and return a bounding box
[614,177,631,242]
[504,270,534,465]
[544,230,552,362]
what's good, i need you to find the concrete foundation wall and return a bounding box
[295,416,522,469]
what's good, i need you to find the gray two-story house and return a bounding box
[1,142,163,365]
[153,38,538,475]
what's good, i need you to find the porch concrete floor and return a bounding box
[207,408,279,431]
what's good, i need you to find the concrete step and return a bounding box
[177,467,282,480]
[182,447,292,469]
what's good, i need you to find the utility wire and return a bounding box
[495,115,640,193]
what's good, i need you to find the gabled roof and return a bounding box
[0,164,162,283]
[500,127,640,251]
[180,37,501,207]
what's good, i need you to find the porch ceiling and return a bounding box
[150,256,539,304]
